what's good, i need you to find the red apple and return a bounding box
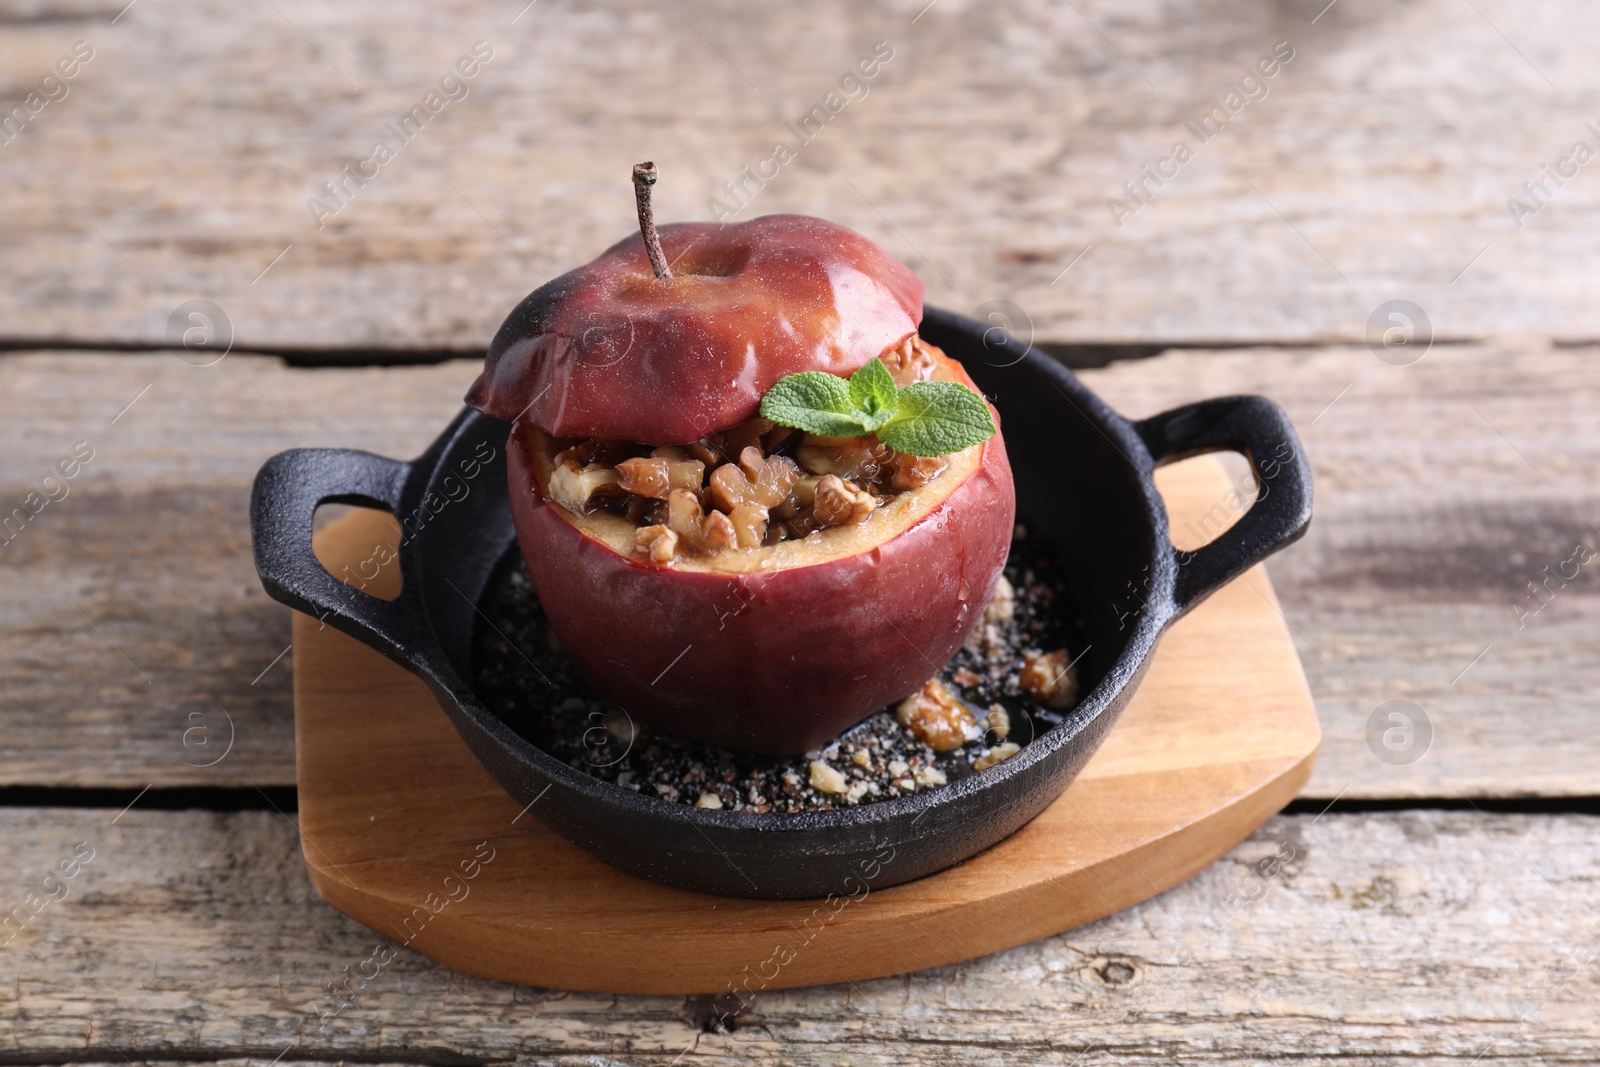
[466,214,923,445]
[468,173,1013,755]
[506,348,1015,755]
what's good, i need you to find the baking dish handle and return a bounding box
[1134,395,1313,617]
[250,447,431,668]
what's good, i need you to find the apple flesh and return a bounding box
[505,351,1015,756]
[466,215,923,446]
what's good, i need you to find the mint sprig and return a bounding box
[845,356,899,432]
[756,370,864,438]
[759,357,996,457]
[877,380,997,457]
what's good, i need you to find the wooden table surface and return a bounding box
[3,0,1597,1062]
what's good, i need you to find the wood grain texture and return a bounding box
[1084,341,1600,799]
[1,344,1594,798]
[2,0,1599,348]
[1,807,1596,1062]
[0,351,471,788]
[289,479,1317,994]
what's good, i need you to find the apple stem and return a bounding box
[632,162,673,280]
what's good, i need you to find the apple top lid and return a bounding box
[464,214,923,445]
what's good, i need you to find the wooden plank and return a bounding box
[0,352,468,788]
[1085,342,1600,799]
[2,0,1599,348]
[2,807,1596,1062]
[1,345,1592,798]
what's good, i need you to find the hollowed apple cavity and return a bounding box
[504,345,1015,755]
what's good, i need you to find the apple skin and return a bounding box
[505,420,1015,757]
[466,215,923,445]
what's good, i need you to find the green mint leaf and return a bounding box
[761,359,997,456]
[846,358,900,432]
[877,380,997,457]
[760,370,870,437]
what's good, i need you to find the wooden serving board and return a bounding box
[294,455,1318,995]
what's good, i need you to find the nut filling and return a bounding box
[472,520,1089,814]
[541,336,946,561]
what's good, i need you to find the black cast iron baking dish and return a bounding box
[250,307,1312,900]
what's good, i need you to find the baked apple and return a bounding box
[468,163,1015,755]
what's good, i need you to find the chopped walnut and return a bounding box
[684,439,724,468]
[983,575,1016,624]
[658,489,736,554]
[985,705,1011,741]
[709,451,797,511]
[727,503,769,549]
[881,334,937,386]
[1019,648,1079,709]
[666,489,703,540]
[750,452,799,504]
[700,508,737,552]
[536,356,954,560]
[813,475,876,526]
[707,464,746,511]
[695,792,723,809]
[736,446,765,481]
[808,760,848,794]
[973,742,1021,771]
[774,474,819,520]
[615,456,705,499]
[796,435,889,482]
[635,524,678,563]
[951,667,981,688]
[547,462,621,513]
[896,678,979,752]
[795,443,832,476]
[890,452,948,491]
